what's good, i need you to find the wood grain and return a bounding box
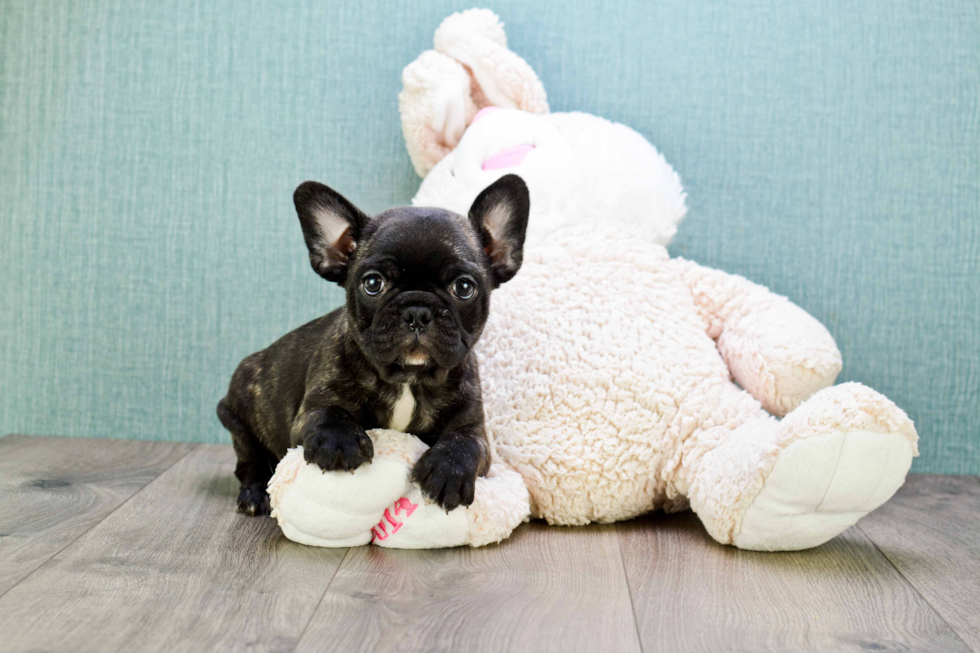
[0,444,348,653]
[618,510,972,653]
[296,521,641,653]
[858,475,980,651]
[3,436,977,653]
[0,434,195,596]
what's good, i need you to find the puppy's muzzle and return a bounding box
[401,305,433,335]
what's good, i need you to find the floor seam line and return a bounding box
[856,522,976,653]
[0,441,200,602]
[291,547,352,652]
[615,524,646,653]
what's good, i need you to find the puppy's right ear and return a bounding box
[293,181,370,284]
[468,174,531,287]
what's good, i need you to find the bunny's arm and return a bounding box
[672,258,842,416]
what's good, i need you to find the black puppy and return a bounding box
[217,174,530,516]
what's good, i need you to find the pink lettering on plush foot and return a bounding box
[394,497,418,516]
[371,497,418,543]
[383,508,403,533]
[371,522,389,542]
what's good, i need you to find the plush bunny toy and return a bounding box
[395,8,918,551]
[271,9,918,552]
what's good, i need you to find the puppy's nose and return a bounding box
[401,306,433,334]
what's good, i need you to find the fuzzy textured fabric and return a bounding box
[400,8,548,177]
[268,429,530,548]
[475,226,917,545]
[397,9,919,551]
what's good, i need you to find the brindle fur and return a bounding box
[218,175,529,515]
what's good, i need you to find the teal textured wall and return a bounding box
[1,1,977,474]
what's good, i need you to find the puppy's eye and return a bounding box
[361,273,386,296]
[451,276,477,301]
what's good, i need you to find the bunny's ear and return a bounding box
[433,9,548,114]
[398,9,549,178]
[400,50,478,177]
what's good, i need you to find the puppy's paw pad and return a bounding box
[237,485,271,516]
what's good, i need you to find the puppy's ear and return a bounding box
[468,174,530,286]
[293,181,370,284]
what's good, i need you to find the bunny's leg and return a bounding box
[683,384,917,551]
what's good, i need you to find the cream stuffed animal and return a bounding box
[270,9,918,552]
[396,9,919,551]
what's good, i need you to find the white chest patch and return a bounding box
[388,384,415,432]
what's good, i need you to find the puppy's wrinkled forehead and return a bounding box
[357,207,482,271]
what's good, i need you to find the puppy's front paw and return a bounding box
[304,424,373,471]
[237,484,271,516]
[411,447,478,511]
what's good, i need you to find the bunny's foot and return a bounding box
[689,383,917,551]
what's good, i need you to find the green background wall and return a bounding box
[1,0,977,474]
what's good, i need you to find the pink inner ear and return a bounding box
[482,143,535,170]
[471,106,501,123]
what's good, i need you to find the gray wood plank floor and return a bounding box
[1,435,977,653]
[858,475,980,651]
[0,435,196,596]
[297,523,640,653]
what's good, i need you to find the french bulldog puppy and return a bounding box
[217,174,530,516]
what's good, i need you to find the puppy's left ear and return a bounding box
[293,181,370,284]
[468,174,530,286]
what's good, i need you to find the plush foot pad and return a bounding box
[734,429,914,551]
